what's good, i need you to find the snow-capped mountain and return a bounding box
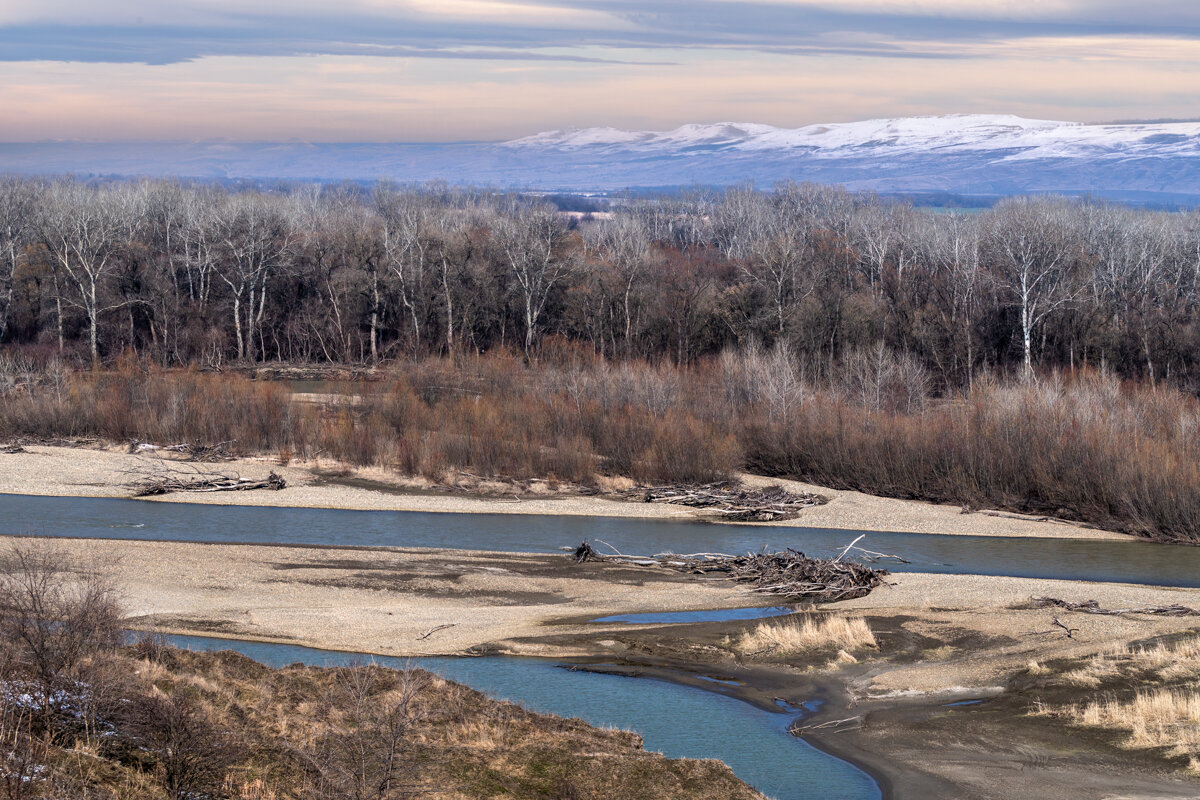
[505,114,1200,163]
[4,114,1200,203]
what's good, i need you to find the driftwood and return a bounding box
[573,540,887,602]
[1051,617,1079,639]
[417,623,457,640]
[1028,597,1200,617]
[125,461,285,497]
[615,481,825,522]
[789,716,862,736]
[127,439,236,462]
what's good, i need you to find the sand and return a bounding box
[21,536,760,657]
[0,444,1126,540]
[833,573,1200,695]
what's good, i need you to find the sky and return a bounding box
[2,0,1200,142]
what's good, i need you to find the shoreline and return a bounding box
[0,443,1129,540]
[6,451,1197,798]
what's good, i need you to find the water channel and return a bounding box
[163,634,880,800]
[5,493,1197,587]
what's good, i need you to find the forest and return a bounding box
[0,176,1198,387]
[4,177,1200,543]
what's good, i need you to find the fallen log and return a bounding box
[128,439,236,462]
[126,464,286,497]
[417,623,457,640]
[1026,597,1200,617]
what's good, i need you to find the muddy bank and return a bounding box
[0,443,1124,540]
[523,577,1200,800]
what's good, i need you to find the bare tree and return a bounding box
[492,200,575,354]
[0,542,122,738]
[0,178,37,345]
[924,212,982,385]
[588,212,650,350]
[986,197,1081,378]
[303,663,426,800]
[376,187,432,350]
[214,193,292,361]
[120,688,243,800]
[36,181,141,363]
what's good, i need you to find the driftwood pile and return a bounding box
[126,464,286,497]
[127,439,236,462]
[616,482,825,522]
[573,541,887,602]
[1028,597,1200,617]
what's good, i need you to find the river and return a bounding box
[8,491,1189,799]
[5,493,1195,587]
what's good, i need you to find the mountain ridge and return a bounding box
[2,114,1199,202]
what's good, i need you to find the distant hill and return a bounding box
[4,114,1200,202]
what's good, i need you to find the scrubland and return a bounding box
[3,352,1200,542]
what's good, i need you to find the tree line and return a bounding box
[2,176,1199,387]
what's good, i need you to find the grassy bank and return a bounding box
[2,353,1199,542]
[0,541,763,800]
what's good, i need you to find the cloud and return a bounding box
[4,0,1200,65]
[3,1,1200,141]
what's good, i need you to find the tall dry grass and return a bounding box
[1076,689,1200,759]
[1035,634,1200,767]
[734,615,877,656]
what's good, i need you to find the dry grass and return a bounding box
[1075,688,1200,760]
[1033,634,1200,767]
[735,615,876,656]
[12,647,766,800]
[8,355,1200,542]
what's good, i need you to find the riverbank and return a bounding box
[6,531,1199,798]
[0,443,1125,540]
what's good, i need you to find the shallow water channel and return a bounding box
[6,493,1200,587]
[164,634,880,800]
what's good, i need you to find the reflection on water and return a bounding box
[6,493,1198,587]
[164,634,880,800]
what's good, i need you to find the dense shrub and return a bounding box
[4,355,1200,542]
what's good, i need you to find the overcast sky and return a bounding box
[3,0,1199,141]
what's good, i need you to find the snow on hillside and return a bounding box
[505,114,1200,161]
[4,114,1200,200]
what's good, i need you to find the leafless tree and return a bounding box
[119,688,243,800]
[492,199,575,354]
[376,187,433,350]
[303,663,426,800]
[987,197,1082,378]
[588,212,650,350]
[36,181,142,364]
[214,193,292,361]
[0,542,122,739]
[0,178,38,345]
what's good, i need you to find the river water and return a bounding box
[5,493,1197,587]
[164,634,880,800]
